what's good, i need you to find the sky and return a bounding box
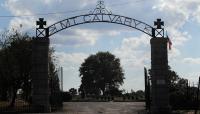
[1,0,200,92]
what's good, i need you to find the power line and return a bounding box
[0,8,91,18]
[0,0,147,18]
[109,0,147,7]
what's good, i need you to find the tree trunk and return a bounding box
[10,89,17,107]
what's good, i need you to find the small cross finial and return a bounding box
[36,18,46,29]
[154,19,164,29]
[90,0,111,14]
[99,0,104,5]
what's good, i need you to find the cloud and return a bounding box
[51,28,101,47]
[4,0,192,48]
[168,47,181,61]
[152,0,199,61]
[54,52,89,90]
[113,34,151,68]
[153,0,200,25]
[4,0,33,16]
[4,0,130,47]
[152,0,199,44]
[3,0,200,91]
[183,58,200,64]
[194,6,200,23]
[167,27,190,46]
[55,52,88,67]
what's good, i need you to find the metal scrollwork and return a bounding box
[90,0,112,14]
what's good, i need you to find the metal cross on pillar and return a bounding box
[154,19,164,29]
[37,18,46,29]
[36,18,49,38]
[152,18,164,38]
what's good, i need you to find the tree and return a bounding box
[0,30,60,107]
[148,66,196,108]
[69,88,77,96]
[148,66,179,91]
[78,85,86,98]
[104,87,123,96]
[135,90,145,100]
[0,30,32,106]
[79,51,125,96]
[47,47,63,108]
[49,48,60,93]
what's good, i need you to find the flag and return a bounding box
[166,35,172,50]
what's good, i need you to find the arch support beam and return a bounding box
[150,38,171,114]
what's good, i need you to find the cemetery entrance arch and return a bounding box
[32,1,171,114]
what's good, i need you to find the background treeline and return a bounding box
[62,88,145,102]
[0,30,199,111]
[0,30,61,109]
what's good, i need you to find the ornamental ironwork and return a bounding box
[90,0,112,14]
[36,18,49,38]
[36,0,164,38]
[153,18,164,38]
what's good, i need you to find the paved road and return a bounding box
[58,102,145,114]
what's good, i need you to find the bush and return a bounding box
[50,92,63,109]
[62,92,72,102]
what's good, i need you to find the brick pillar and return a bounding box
[31,38,50,112]
[150,38,171,114]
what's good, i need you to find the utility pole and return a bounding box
[61,67,63,91]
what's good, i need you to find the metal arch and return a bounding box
[36,0,164,38]
[47,13,156,37]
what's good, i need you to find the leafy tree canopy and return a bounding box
[69,88,77,96]
[79,51,124,96]
[0,30,59,106]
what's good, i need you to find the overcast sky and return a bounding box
[0,0,200,92]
